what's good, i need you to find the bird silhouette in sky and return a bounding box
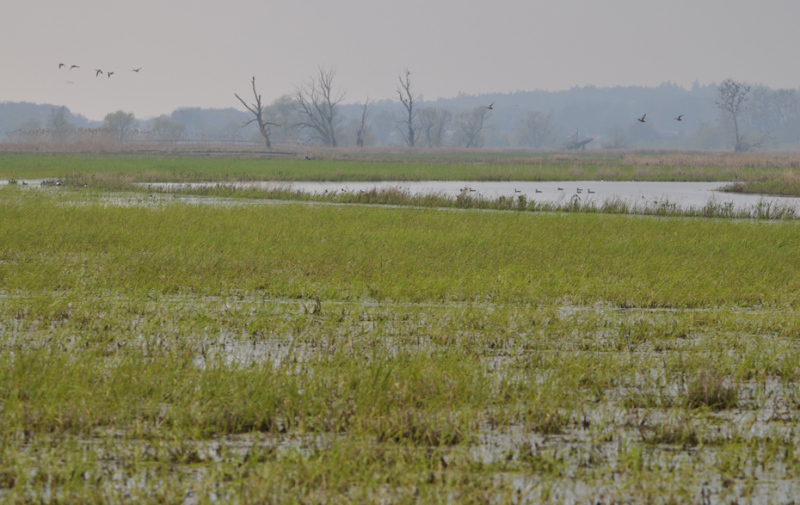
[69,65,79,70]
[675,115,684,121]
[132,67,142,72]
[95,69,103,77]
[637,113,646,123]
[107,71,114,78]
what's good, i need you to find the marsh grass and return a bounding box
[722,170,800,197]
[684,368,740,411]
[3,167,800,502]
[3,189,800,306]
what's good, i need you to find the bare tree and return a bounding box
[454,107,491,148]
[517,111,558,148]
[716,78,750,152]
[103,110,137,144]
[235,76,282,150]
[355,98,372,148]
[47,106,75,143]
[396,69,418,147]
[714,78,769,151]
[150,116,185,142]
[294,66,345,147]
[419,107,451,147]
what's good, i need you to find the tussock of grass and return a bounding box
[683,368,739,411]
[638,415,701,446]
[722,171,800,197]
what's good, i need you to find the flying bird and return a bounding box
[107,71,114,78]
[69,65,79,70]
[637,114,646,123]
[675,115,684,121]
[132,67,142,72]
[485,102,494,110]
[58,63,65,69]
[95,69,103,77]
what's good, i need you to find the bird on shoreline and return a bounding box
[637,114,646,123]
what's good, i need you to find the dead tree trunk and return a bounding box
[356,99,371,148]
[397,69,417,148]
[235,77,282,150]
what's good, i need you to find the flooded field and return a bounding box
[3,156,800,503]
[2,292,800,503]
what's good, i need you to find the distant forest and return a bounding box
[3,81,800,150]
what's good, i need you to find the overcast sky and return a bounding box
[2,0,799,121]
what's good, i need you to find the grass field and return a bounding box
[2,151,800,184]
[2,153,800,503]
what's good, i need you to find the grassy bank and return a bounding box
[3,151,800,183]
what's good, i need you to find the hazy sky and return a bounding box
[2,0,799,121]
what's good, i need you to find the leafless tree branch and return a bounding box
[294,66,345,147]
[356,98,371,148]
[234,76,283,150]
[396,69,418,148]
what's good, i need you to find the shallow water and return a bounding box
[144,180,800,212]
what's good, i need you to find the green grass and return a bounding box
[3,158,800,502]
[2,188,799,306]
[722,171,800,197]
[3,151,800,183]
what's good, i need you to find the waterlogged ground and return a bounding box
[2,184,800,503]
[2,292,800,503]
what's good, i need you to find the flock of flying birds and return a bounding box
[58,63,142,83]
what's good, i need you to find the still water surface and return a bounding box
[147,180,800,212]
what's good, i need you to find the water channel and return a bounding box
[142,180,800,212]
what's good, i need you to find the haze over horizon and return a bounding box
[2,0,799,121]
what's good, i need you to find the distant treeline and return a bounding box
[3,81,800,150]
